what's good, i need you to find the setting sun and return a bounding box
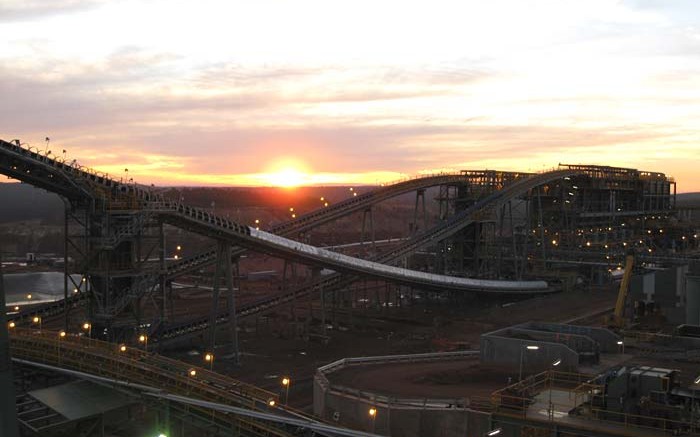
[265,168,307,188]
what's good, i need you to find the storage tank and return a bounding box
[686,275,700,325]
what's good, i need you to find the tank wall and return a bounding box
[686,276,700,326]
[315,383,492,437]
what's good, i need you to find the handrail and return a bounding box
[9,327,311,436]
[490,370,700,436]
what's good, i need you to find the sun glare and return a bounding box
[266,168,307,188]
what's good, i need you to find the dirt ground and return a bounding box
[327,356,514,399]
[166,282,619,411]
[38,247,620,413]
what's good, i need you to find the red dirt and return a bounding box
[327,356,514,399]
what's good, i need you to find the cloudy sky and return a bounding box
[1,0,699,190]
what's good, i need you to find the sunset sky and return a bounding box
[1,0,699,191]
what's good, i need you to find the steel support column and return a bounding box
[63,206,69,331]
[360,207,376,257]
[160,222,167,324]
[208,242,225,353]
[225,248,240,365]
[0,254,19,437]
[413,188,427,234]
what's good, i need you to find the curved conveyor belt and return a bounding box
[155,169,580,341]
[150,199,551,293]
[250,228,548,292]
[164,171,523,279]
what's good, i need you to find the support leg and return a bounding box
[224,247,239,365]
[208,242,225,353]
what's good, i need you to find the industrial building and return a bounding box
[1,137,700,437]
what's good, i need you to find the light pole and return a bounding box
[58,331,66,363]
[32,316,42,332]
[205,353,214,370]
[549,358,561,419]
[519,344,539,381]
[368,407,377,432]
[139,334,148,352]
[82,322,92,339]
[282,377,291,404]
[617,340,624,354]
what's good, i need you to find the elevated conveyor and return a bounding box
[0,138,568,333]
[0,138,553,293]
[156,169,577,341]
[146,198,551,293]
[8,328,334,436]
[165,171,527,279]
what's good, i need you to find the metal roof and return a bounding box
[29,380,135,421]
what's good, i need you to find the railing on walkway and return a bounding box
[9,327,310,437]
[316,350,481,411]
[490,370,700,436]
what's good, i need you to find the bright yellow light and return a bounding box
[369,407,377,417]
[268,399,276,406]
[119,345,127,352]
[8,322,15,328]
[139,335,147,342]
[59,331,66,338]
[33,317,40,323]
[189,369,197,377]
[83,322,90,330]
[205,353,213,362]
[265,168,307,188]
[282,377,290,386]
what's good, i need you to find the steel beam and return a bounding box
[0,254,19,437]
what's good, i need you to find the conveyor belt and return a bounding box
[9,328,315,437]
[156,170,576,341]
